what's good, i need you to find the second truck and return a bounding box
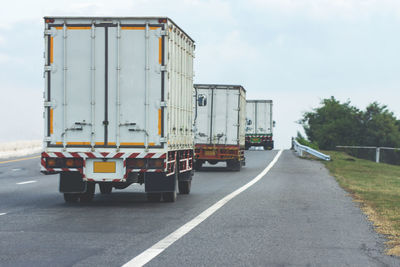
[193,84,246,171]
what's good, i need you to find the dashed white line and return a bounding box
[17,180,37,185]
[0,213,6,216]
[122,149,283,267]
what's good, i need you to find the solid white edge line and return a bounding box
[0,213,6,216]
[122,149,284,267]
[17,180,37,185]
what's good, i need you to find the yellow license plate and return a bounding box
[204,151,216,156]
[94,162,116,173]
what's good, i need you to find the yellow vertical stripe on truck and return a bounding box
[158,108,162,135]
[50,37,54,64]
[49,108,53,134]
[158,37,162,64]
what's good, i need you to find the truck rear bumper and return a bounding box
[41,149,194,181]
[194,144,244,162]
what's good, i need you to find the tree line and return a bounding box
[298,96,400,150]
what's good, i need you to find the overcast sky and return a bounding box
[1,0,399,148]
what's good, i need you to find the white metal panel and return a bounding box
[108,25,162,147]
[246,100,273,135]
[50,26,105,146]
[44,17,195,154]
[194,85,246,146]
[166,25,195,149]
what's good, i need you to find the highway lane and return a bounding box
[0,150,277,266]
[0,151,399,266]
[147,151,400,267]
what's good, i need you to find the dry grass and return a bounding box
[321,150,400,256]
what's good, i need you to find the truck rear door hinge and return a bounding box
[160,66,167,72]
[44,65,57,72]
[44,28,57,37]
[159,137,167,143]
[160,30,167,36]
[44,137,52,142]
[44,101,55,107]
[160,101,167,107]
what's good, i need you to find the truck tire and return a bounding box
[194,161,203,171]
[162,191,177,202]
[99,183,112,194]
[79,183,95,203]
[63,193,79,203]
[227,160,241,171]
[147,193,162,202]
[178,180,191,194]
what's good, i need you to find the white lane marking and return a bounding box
[17,180,37,185]
[0,213,6,216]
[123,149,284,267]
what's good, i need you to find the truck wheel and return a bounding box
[99,183,112,194]
[163,191,177,202]
[64,193,79,203]
[178,180,191,194]
[264,145,273,150]
[227,160,241,171]
[80,183,95,203]
[194,161,203,171]
[147,193,162,202]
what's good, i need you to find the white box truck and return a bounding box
[193,84,246,171]
[41,17,195,203]
[245,100,274,150]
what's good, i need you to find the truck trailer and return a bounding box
[41,17,195,203]
[245,100,274,150]
[193,84,246,171]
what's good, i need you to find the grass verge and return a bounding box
[321,150,400,256]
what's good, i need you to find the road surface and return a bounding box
[0,150,398,266]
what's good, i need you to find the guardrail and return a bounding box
[292,138,331,161]
[336,145,400,163]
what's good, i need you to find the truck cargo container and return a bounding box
[41,17,195,203]
[193,84,246,171]
[245,100,274,150]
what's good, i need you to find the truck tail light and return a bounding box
[47,158,56,167]
[148,159,164,169]
[46,158,83,168]
[126,159,164,169]
[126,159,146,169]
[65,159,74,167]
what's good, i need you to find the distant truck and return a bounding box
[193,84,246,171]
[41,17,195,203]
[245,100,274,150]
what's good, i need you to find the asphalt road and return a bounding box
[0,150,399,266]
